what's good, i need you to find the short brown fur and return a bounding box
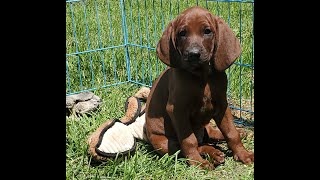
[145,6,253,170]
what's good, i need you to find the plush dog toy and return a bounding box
[87,87,150,161]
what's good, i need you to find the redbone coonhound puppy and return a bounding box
[145,6,254,170]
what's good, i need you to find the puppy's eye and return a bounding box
[204,28,212,35]
[179,30,186,37]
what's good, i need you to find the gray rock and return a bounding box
[68,91,94,102]
[66,96,76,109]
[66,92,102,116]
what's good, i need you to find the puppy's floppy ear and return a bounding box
[156,20,180,68]
[212,16,241,71]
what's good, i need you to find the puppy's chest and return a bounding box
[200,85,213,113]
[196,84,215,114]
[190,84,215,126]
[200,96,213,113]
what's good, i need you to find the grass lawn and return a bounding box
[66,84,254,179]
[66,0,254,179]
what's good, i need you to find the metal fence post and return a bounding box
[120,0,131,82]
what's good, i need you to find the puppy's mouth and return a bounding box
[183,56,209,68]
[185,61,209,72]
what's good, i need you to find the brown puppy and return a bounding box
[145,6,254,170]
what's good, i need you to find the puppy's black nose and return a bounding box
[188,48,201,60]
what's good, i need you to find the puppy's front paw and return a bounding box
[234,150,254,164]
[210,149,225,166]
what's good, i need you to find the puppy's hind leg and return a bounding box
[204,123,246,143]
[147,134,181,156]
[148,134,216,170]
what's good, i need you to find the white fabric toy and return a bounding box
[87,87,150,161]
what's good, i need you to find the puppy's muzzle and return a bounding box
[188,48,201,61]
[185,46,208,66]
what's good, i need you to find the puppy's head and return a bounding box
[156,6,241,72]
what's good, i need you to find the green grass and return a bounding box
[66,84,254,179]
[66,0,254,179]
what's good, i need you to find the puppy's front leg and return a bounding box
[166,104,214,170]
[214,106,254,164]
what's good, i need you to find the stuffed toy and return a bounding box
[87,87,150,161]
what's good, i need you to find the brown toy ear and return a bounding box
[156,20,181,68]
[87,120,113,162]
[120,97,141,124]
[212,16,241,71]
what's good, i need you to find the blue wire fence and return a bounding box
[66,0,254,123]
